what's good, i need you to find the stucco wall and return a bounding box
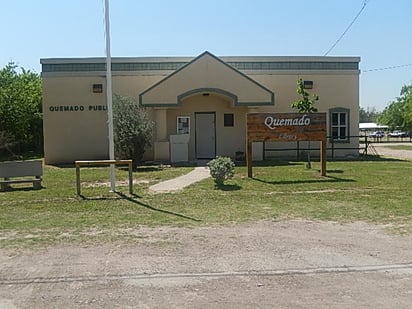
[42,56,360,164]
[42,75,161,164]
[141,53,273,106]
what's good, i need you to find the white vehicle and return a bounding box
[388,130,408,138]
[369,131,385,138]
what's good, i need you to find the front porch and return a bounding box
[139,51,274,164]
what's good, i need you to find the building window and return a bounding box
[330,108,350,142]
[224,113,234,127]
[177,116,190,134]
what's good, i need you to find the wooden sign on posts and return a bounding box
[246,113,327,177]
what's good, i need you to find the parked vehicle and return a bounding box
[388,130,408,138]
[368,131,385,138]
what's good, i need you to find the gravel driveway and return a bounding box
[372,142,412,160]
[1,220,412,308]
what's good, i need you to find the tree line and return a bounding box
[360,82,412,132]
[377,84,412,131]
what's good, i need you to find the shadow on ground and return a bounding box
[214,183,242,191]
[78,191,201,222]
[252,175,355,186]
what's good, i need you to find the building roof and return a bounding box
[40,52,360,76]
[359,123,388,130]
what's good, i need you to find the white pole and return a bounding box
[104,0,116,191]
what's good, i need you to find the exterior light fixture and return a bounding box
[92,84,103,93]
[303,80,313,89]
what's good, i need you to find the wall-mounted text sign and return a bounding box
[48,105,108,112]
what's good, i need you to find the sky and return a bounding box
[1,0,411,111]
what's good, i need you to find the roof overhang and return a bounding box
[139,51,274,107]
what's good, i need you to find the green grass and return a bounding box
[1,158,412,247]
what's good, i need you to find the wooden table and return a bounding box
[75,160,133,196]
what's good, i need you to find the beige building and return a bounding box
[41,51,360,164]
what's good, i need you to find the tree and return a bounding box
[291,78,319,169]
[378,101,404,131]
[113,94,154,169]
[291,78,319,113]
[378,82,412,131]
[0,63,42,154]
[359,107,380,123]
[400,84,412,131]
[0,130,18,158]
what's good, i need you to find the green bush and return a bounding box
[0,63,43,153]
[113,94,154,169]
[207,156,235,186]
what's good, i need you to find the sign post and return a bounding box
[246,113,327,178]
[320,139,327,176]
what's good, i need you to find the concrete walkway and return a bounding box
[149,166,210,193]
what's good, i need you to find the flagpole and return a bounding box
[104,0,116,191]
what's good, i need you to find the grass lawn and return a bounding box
[1,158,412,246]
[384,144,412,150]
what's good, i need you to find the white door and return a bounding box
[195,113,216,159]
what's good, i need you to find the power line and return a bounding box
[324,1,371,56]
[362,63,412,73]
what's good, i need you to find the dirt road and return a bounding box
[1,220,412,308]
[372,142,412,160]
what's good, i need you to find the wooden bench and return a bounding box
[0,160,43,191]
[75,160,133,196]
